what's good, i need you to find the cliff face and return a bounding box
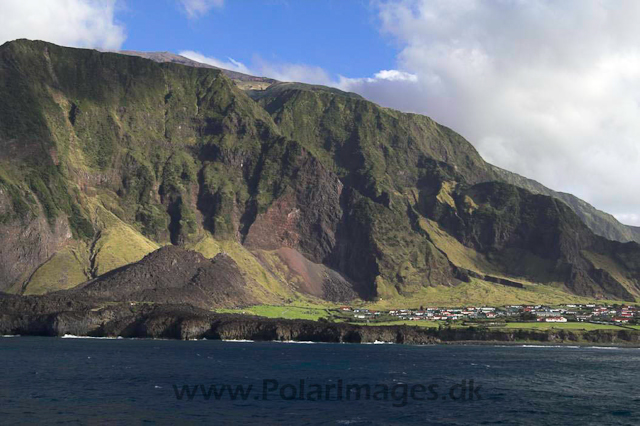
[1,39,640,304]
[250,82,640,300]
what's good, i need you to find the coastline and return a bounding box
[3,335,640,349]
[2,301,640,347]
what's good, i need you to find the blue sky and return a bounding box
[119,0,398,80]
[1,0,640,224]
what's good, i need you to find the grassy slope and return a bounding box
[418,217,501,275]
[367,278,607,310]
[20,241,91,294]
[21,202,161,295]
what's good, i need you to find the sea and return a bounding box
[0,337,639,425]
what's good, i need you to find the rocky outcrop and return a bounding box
[70,246,260,309]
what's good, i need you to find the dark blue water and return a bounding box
[1,338,639,425]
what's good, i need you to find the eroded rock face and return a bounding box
[244,152,343,263]
[0,214,72,291]
[263,247,359,301]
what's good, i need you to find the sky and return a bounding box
[0,0,639,226]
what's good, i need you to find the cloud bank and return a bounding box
[0,0,125,49]
[338,0,640,226]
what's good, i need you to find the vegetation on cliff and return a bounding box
[1,39,640,308]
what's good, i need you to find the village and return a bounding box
[340,304,640,326]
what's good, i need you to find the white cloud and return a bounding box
[179,50,252,75]
[0,0,125,49]
[340,69,417,86]
[251,55,334,85]
[338,0,640,226]
[177,0,224,18]
[179,50,336,85]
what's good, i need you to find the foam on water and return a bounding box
[61,334,120,339]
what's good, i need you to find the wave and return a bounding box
[61,334,121,339]
[586,346,622,350]
[2,335,20,338]
[514,344,630,350]
[518,345,581,348]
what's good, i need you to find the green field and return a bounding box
[356,320,443,328]
[214,304,333,321]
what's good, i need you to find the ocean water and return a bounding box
[1,338,639,425]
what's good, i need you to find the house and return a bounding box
[544,316,567,323]
[613,317,630,323]
[340,306,352,312]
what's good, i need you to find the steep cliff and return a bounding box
[1,39,640,305]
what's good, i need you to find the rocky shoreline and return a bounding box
[2,299,640,346]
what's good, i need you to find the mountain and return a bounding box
[1,39,640,307]
[104,49,640,246]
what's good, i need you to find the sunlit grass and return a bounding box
[214,304,332,321]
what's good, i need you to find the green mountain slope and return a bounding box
[125,50,640,246]
[1,39,639,306]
